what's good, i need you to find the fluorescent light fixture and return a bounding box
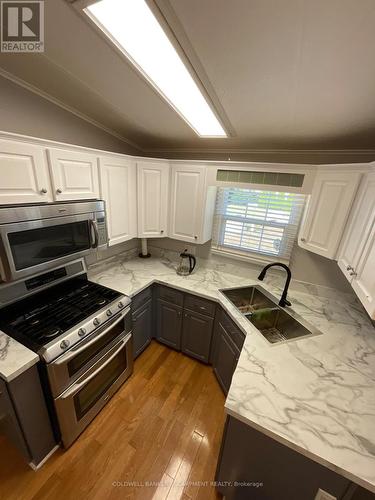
[85,0,227,137]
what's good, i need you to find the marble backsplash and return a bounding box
[84,237,357,302]
[147,244,356,301]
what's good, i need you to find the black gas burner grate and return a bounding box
[0,279,121,345]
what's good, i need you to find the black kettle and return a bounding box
[176,249,196,276]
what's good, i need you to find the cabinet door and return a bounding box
[181,310,214,363]
[137,161,169,238]
[0,379,30,461]
[298,171,361,259]
[99,157,137,246]
[169,165,205,243]
[338,173,375,283]
[156,299,182,350]
[0,139,52,204]
[352,224,375,319]
[213,322,239,395]
[132,299,152,358]
[48,148,99,201]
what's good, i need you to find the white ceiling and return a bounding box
[1,0,375,155]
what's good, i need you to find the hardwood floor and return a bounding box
[0,342,226,500]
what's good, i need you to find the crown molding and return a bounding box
[0,67,143,153]
[144,147,375,156]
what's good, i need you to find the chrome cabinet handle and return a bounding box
[40,188,47,194]
[54,308,130,365]
[56,188,62,194]
[60,333,131,399]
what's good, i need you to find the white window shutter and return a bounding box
[212,188,306,261]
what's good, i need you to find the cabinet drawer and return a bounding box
[132,286,152,312]
[184,294,216,317]
[157,286,184,307]
[219,309,245,351]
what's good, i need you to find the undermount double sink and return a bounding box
[220,285,321,344]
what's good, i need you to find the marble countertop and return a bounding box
[0,331,39,382]
[88,252,375,493]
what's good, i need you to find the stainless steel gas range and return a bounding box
[0,202,133,448]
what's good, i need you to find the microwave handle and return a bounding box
[90,219,99,248]
[60,332,131,400]
[54,308,130,365]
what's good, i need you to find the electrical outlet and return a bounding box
[184,245,196,256]
[314,489,337,500]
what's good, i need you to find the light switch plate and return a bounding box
[314,488,337,500]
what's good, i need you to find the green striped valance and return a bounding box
[216,170,304,188]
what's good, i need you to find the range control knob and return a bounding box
[78,328,86,337]
[106,309,113,317]
[93,318,101,326]
[60,340,70,350]
[118,301,124,309]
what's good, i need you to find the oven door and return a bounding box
[54,332,133,448]
[0,213,100,282]
[47,307,132,397]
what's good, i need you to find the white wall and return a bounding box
[0,76,140,155]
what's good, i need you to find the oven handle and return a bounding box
[90,219,99,248]
[54,307,130,365]
[60,333,131,400]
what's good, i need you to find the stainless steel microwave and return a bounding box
[0,201,108,282]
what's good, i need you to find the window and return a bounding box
[85,0,227,137]
[212,188,306,262]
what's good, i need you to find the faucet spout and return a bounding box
[257,262,292,307]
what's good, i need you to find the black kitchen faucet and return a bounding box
[258,262,292,307]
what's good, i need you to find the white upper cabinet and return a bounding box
[48,148,100,201]
[169,164,217,244]
[298,170,362,259]
[351,223,375,319]
[0,139,52,204]
[338,173,375,282]
[337,172,375,318]
[137,161,169,238]
[99,156,137,246]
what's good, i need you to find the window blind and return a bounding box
[212,188,306,261]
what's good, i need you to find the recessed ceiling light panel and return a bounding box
[85,0,227,137]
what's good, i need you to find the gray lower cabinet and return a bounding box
[181,309,214,363]
[0,365,56,467]
[156,298,183,350]
[212,321,239,394]
[0,378,30,459]
[132,298,152,358]
[216,416,353,500]
[211,307,245,395]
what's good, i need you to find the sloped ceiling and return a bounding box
[1,0,375,158]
